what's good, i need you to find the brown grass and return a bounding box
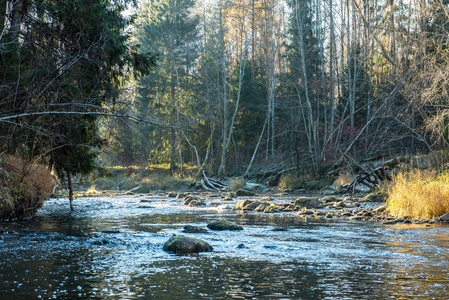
[278,173,300,190]
[0,155,56,220]
[334,170,354,191]
[386,169,449,220]
[94,172,191,191]
[229,177,246,191]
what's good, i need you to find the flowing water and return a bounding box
[1,194,449,299]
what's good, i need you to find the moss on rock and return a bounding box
[207,219,243,231]
[163,235,213,253]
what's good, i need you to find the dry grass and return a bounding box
[0,155,56,220]
[138,173,190,190]
[94,172,191,191]
[229,177,246,191]
[386,169,449,220]
[278,173,300,190]
[334,170,354,191]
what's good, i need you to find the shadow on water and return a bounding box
[0,196,449,299]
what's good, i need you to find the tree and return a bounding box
[0,0,156,210]
[133,0,200,173]
[286,0,324,172]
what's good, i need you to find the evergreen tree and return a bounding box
[0,0,156,209]
[131,0,200,172]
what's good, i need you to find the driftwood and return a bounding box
[197,171,227,191]
[249,167,296,184]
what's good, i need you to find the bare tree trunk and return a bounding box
[170,130,177,175]
[295,0,317,171]
[10,0,25,41]
[251,0,255,79]
[351,6,357,153]
[390,0,395,65]
[329,0,335,139]
[218,6,228,177]
[245,114,268,176]
[0,0,7,35]
[175,65,183,172]
[347,0,353,136]
[67,170,74,211]
[224,20,247,154]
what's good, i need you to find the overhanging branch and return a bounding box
[0,111,194,131]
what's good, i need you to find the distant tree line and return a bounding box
[2,0,449,183]
[107,0,449,177]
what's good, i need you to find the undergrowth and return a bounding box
[93,168,192,191]
[229,177,246,191]
[278,173,300,190]
[0,155,56,220]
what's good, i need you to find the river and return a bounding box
[0,194,449,299]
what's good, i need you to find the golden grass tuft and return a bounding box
[386,169,449,220]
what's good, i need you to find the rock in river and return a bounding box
[163,235,213,254]
[183,225,208,233]
[235,189,256,196]
[207,219,243,231]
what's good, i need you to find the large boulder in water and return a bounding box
[207,219,243,231]
[163,235,213,254]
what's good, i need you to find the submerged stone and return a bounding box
[207,219,243,231]
[163,235,213,253]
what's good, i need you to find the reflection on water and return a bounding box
[0,196,448,299]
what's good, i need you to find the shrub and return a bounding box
[278,173,300,190]
[0,155,56,220]
[334,170,354,191]
[386,169,449,220]
[229,177,246,191]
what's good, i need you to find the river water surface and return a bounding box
[1,194,449,299]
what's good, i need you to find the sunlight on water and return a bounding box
[0,195,449,299]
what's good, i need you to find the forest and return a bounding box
[3,2,449,297]
[1,0,449,182]
[112,0,449,179]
